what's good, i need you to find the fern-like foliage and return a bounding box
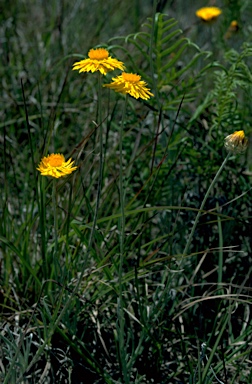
[190,42,252,137]
[109,13,211,110]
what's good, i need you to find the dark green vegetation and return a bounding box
[1,0,252,383]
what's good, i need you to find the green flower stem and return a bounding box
[119,96,127,271]
[88,73,103,250]
[118,94,129,384]
[51,178,62,286]
[182,153,231,259]
[217,201,224,295]
[52,179,58,257]
[40,176,47,277]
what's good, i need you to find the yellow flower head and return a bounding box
[104,72,154,100]
[225,20,239,39]
[72,48,125,75]
[37,153,78,178]
[196,7,222,22]
[224,130,248,154]
[230,20,239,30]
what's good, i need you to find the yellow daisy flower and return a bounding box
[104,72,154,100]
[37,153,77,178]
[72,48,125,76]
[196,7,222,22]
[224,130,248,154]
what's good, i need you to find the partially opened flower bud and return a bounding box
[224,130,248,154]
[224,20,239,39]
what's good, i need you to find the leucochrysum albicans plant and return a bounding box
[73,46,154,383]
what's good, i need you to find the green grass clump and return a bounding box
[1,1,252,383]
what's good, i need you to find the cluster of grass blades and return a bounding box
[1,2,252,382]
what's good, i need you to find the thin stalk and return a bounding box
[217,201,224,295]
[2,126,10,288]
[40,176,47,277]
[182,153,230,259]
[52,179,58,259]
[149,0,158,99]
[118,94,129,383]
[88,72,103,250]
[201,311,230,383]
[50,179,61,288]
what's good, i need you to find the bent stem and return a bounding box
[118,94,129,383]
[182,153,231,260]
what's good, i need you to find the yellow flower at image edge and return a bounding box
[196,7,222,22]
[37,154,77,178]
[104,72,154,100]
[72,48,125,75]
[224,130,248,154]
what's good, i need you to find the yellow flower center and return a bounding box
[122,73,141,82]
[47,154,64,167]
[88,48,109,60]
